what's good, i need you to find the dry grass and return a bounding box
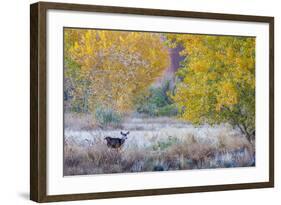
[64,117,255,175]
[64,113,97,130]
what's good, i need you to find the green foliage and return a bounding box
[157,104,178,117]
[134,81,178,117]
[94,106,123,128]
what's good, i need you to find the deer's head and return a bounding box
[120,131,130,139]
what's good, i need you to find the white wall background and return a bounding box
[0,0,279,204]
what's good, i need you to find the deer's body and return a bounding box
[104,131,129,150]
[104,137,126,149]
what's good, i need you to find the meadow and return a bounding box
[64,113,255,175]
[63,29,255,175]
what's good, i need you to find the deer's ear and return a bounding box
[126,131,130,135]
[120,131,123,135]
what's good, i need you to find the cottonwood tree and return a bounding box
[64,29,170,113]
[166,34,255,142]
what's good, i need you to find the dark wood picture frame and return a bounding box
[30,1,274,202]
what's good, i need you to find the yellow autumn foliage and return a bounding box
[64,29,170,113]
[166,34,255,139]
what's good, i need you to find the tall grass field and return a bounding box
[64,114,255,175]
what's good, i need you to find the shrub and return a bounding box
[136,101,158,117]
[134,81,178,117]
[94,106,123,128]
[157,104,178,116]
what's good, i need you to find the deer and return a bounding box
[104,131,130,151]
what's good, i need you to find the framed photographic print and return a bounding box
[30,1,274,202]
